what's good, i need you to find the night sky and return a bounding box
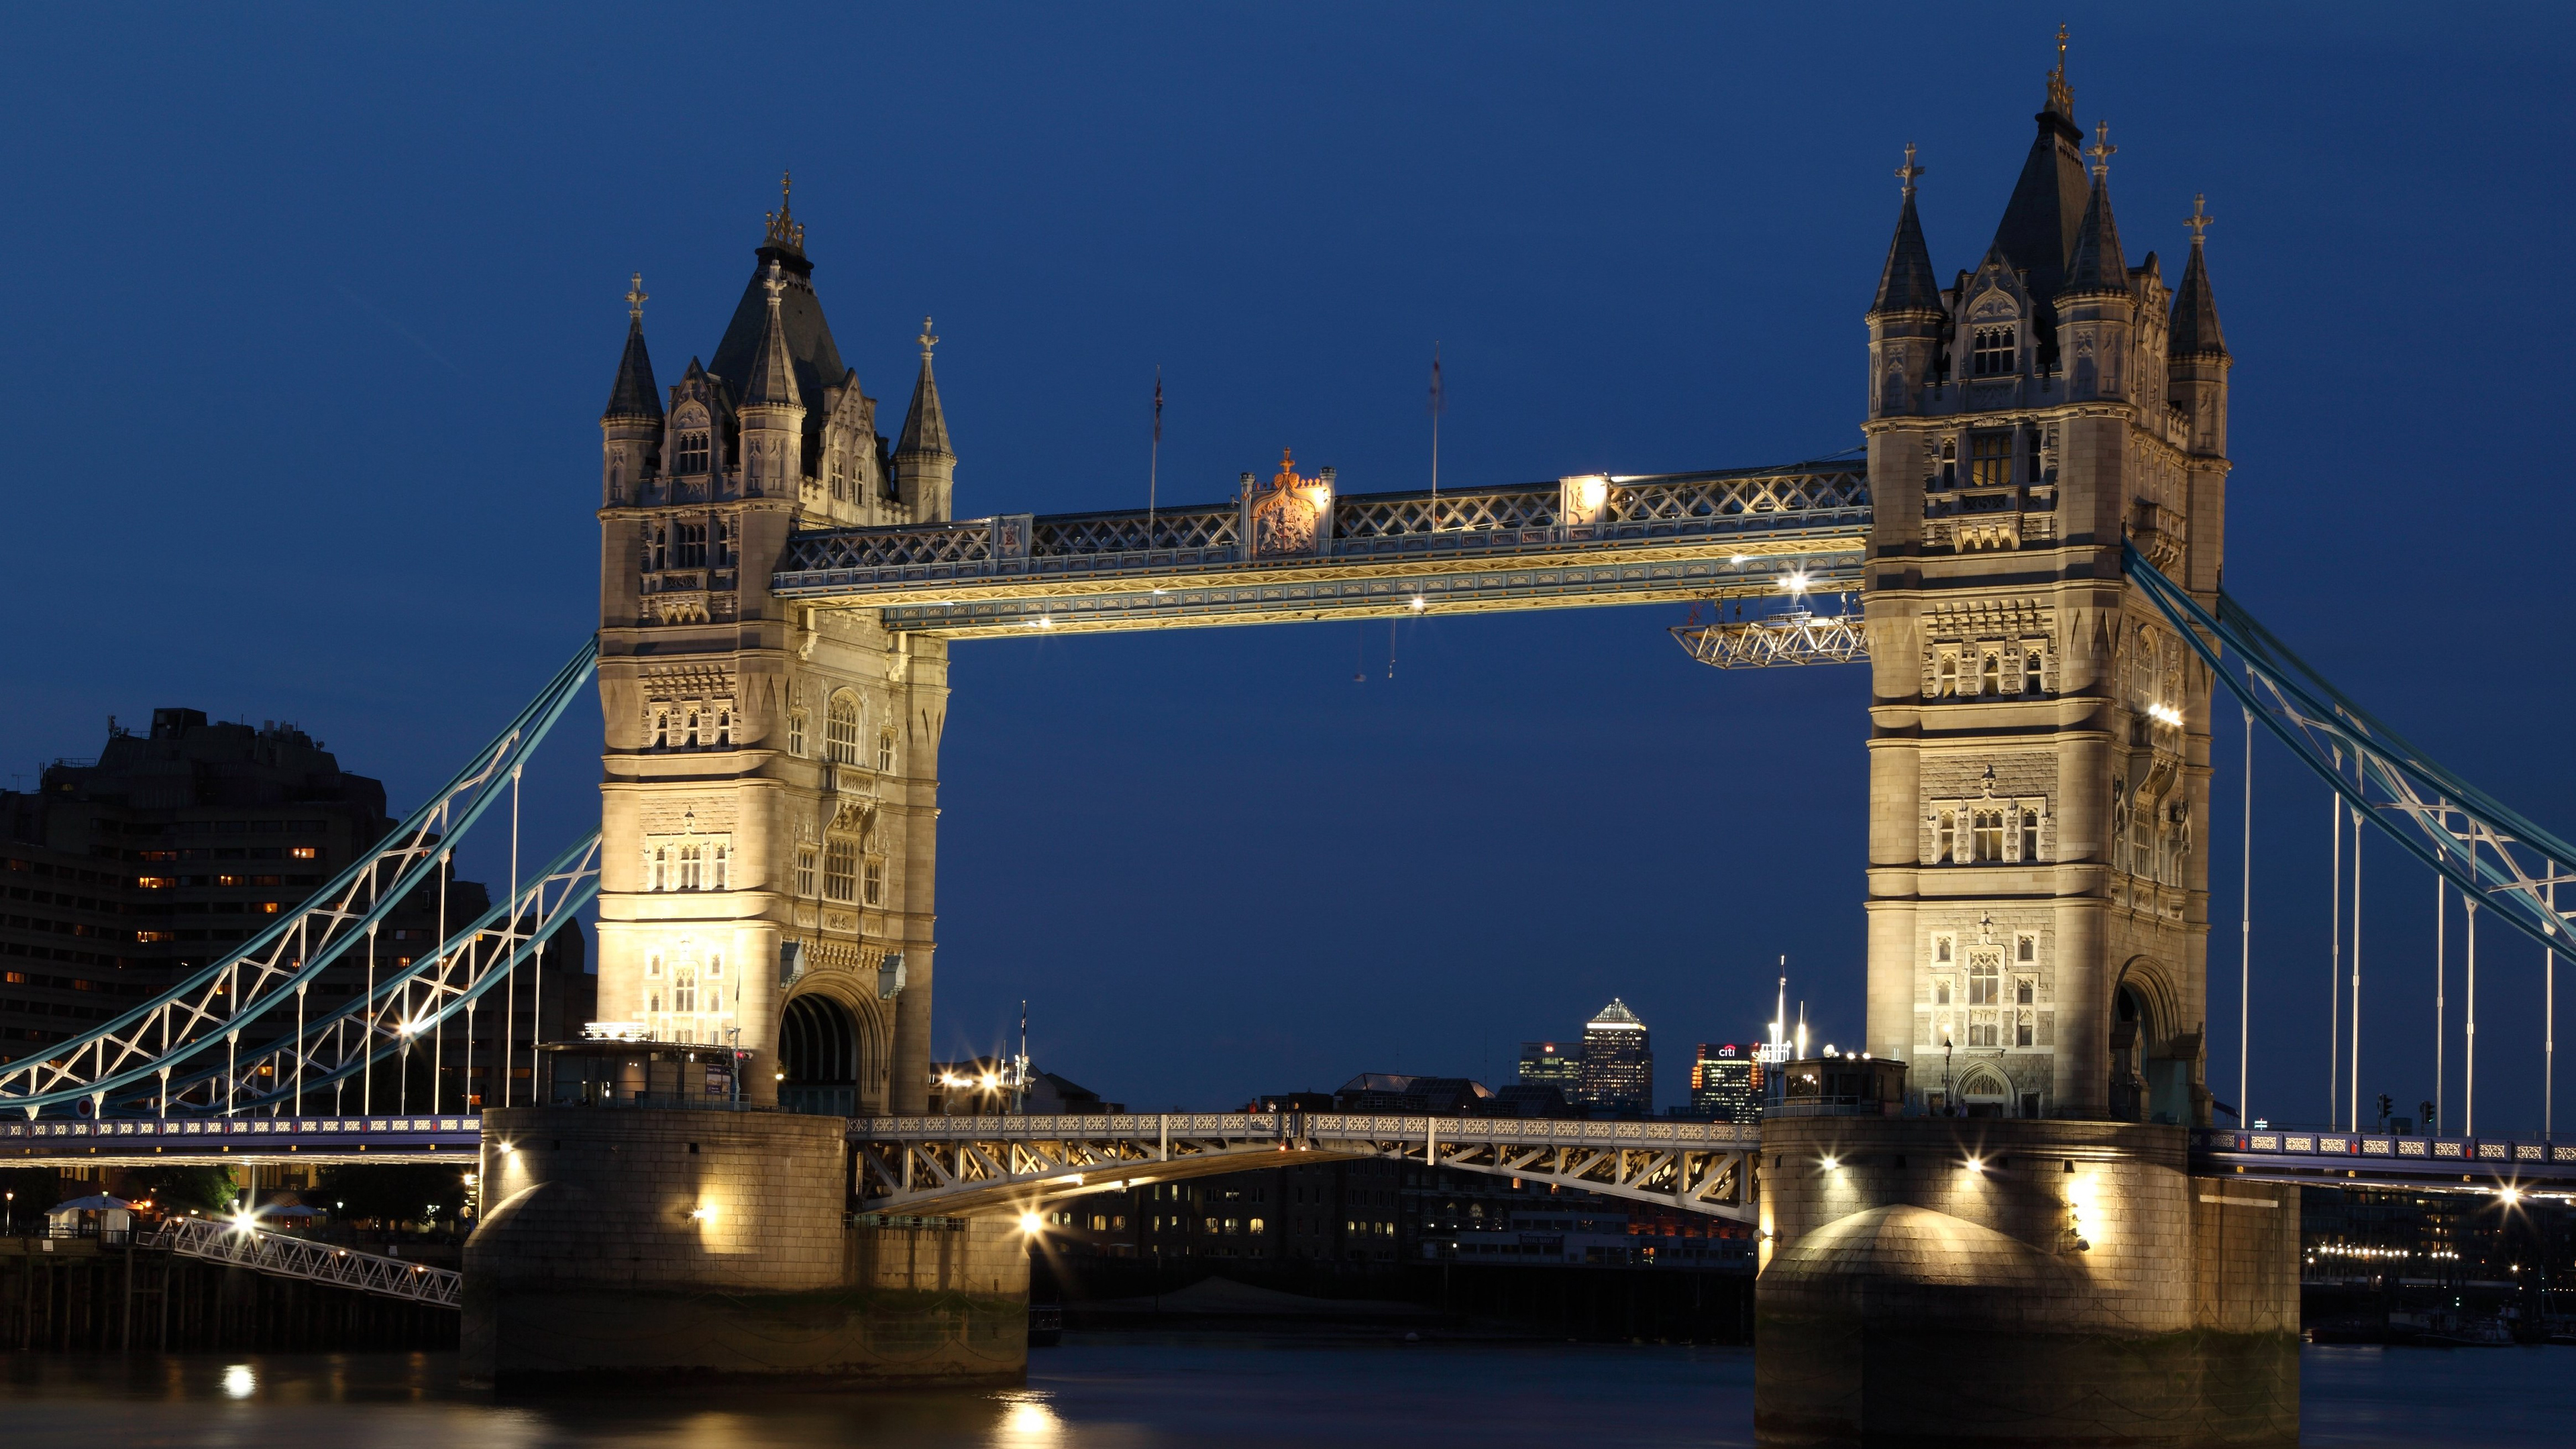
[6,5,2572,1126]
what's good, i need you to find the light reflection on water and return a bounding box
[0,1339,2567,1447]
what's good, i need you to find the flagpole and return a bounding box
[1428,343,1442,529]
[1148,368,1162,545]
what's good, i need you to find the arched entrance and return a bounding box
[1957,1065,2012,1120]
[779,993,859,1117]
[2110,982,2149,1122]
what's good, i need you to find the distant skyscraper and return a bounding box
[1690,1042,1762,1122]
[1518,1040,1582,1093]
[1578,999,1652,1115]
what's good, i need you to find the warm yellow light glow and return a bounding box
[688,1203,716,1222]
[1780,570,1811,594]
[1018,1210,1045,1235]
[1409,596,1426,612]
[1820,1155,1839,1171]
[1964,1157,1984,1174]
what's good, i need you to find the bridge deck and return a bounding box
[769,464,1869,637]
[3,1114,478,1166]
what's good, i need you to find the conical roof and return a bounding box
[2169,234,2226,358]
[740,264,802,410]
[2058,172,2130,300]
[1989,98,2091,314]
[600,317,663,422]
[710,223,846,413]
[896,351,953,459]
[1870,191,1943,317]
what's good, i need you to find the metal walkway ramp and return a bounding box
[148,1218,460,1309]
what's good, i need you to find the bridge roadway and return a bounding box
[17,1114,2574,1203]
[767,462,1871,637]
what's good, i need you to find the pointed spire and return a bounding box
[2059,130,2131,300]
[1990,32,2091,323]
[1870,145,1942,318]
[601,272,663,422]
[741,260,802,409]
[896,316,953,459]
[764,170,805,256]
[2047,23,2074,121]
[2169,195,2228,358]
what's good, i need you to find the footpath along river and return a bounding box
[1,1337,2571,1446]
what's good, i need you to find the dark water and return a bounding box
[0,1338,2567,1446]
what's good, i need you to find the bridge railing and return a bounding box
[2194,1126,2576,1172]
[847,1113,1758,1148]
[147,1216,461,1308]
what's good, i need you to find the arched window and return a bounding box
[2016,934,2037,964]
[788,710,807,757]
[826,694,862,764]
[645,951,663,979]
[684,710,700,748]
[1967,955,1999,1006]
[1972,810,2004,863]
[678,844,701,890]
[1979,654,2001,695]
[795,846,817,896]
[676,429,710,475]
[715,709,731,747]
[830,455,849,502]
[1935,656,1958,698]
[2023,651,2044,694]
[875,729,896,773]
[651,847,667,891]
[651,711,669,749]
[672,960,698,1014]
[2019,809,2040,861]
[707,951,723,981]
[1935,811,1956,864]
[862,857,883,907]
[712,844,727,890]
[823,840,857,902]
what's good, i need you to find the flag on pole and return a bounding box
[1429,345,1443,419]
[1153,370,1163,443]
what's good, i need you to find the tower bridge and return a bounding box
[7,44,2575,1444]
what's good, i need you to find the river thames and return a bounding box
[0,1338,2566,1447]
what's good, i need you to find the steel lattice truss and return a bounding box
[849,1114,1756,1222]
[1671,608,1870,668]
[2128,545,2576,963]
[771,463,1870,637]
[0,641,600,1118]
[150,1217,461,1307]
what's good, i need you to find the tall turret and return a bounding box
[2168,195,2230,461]
[893,319,956,521]
[2055,125,2136,407]
[738,261,807,500]
[600,274,662,507]
[1866,144,1947,421]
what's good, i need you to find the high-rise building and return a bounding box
[1517,1040,1582,1093]
[1578,998,1652,1116]
[0,709,588,1106]
[1689,1042,1762,1122]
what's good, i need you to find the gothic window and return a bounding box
[1939,437,1957,488]
[830,455,849,502]
[679,845,701,891]
[824,839,857,902]
[2015,1010,2036,1048]
[1968,1010,1999,1048]
[794,847,816,897]
[862,857,883,907]
[2019,809,2040,861]
[1979,653,2001,695]
[1968,955,2000,1006]
[2015,975,2035,1006]
[715,708,731,747]
[646,525,667,572]
[826,694,862,765]
[1934,936,1954,965]
[1935,977,1953,1006]
[1935,655,1958,698]
[2025,429,2042,484]
[672,960,698,1014]
[675,523,708,569]
[2024,651,2045,694]
[788,711,807,757]
[645,951,662,979]
[1935,811,1957,863]
[651,847,668,892]
[1972,810,2004,863]
[677,431,710,475]
[716,519,737,567]
[651,711,669,749]
[2016,932,2037,965]
[683,710,700,747]
[707,950,722,981]
[712,844,728,890]
[1968,431,2012,488]
[2110,782,2131,875]
[875,730,896,773]
[1971,327,2015,376]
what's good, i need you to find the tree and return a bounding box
[121,1165,239,1217]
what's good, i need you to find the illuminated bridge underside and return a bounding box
[849,1114,1759,1221]
[772,464,1868,638]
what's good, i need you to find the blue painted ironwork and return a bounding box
[2190,1126,2576,1187]
[2127,544,2576,966]
[0,641,600,1118]
[3,1113,480,1163]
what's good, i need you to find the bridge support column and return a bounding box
[464,1106,1025,1389]
[1754,1117,2294,1448]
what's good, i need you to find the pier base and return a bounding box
[462,1107,1026,1390]
[1753,1118,2295,1448]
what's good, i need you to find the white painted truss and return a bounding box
[848,1113,1758,1222]
[149,1216,460,1307]
[1670,609,1870,668]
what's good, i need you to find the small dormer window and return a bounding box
[677,430,710,474]
[1972,326,2015,376]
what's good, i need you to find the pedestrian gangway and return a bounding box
[146,1216,461,1309]
[848,1113,1758,1222]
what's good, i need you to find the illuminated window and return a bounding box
[1968,955,2000,1006]
[826,695,861,765]
[1979,653,2001,694]
[1935,655,1958,698]
[672,961,698,1013]
[1972,327,2015,376]
[1968,430,2011,488]
[1972,811,2004,863]
[679,845,701,891]
[861,857,883,907]
[289,846,317,861]
[824,841,857,902]
[794,847,816,897]
[676,431,710,474]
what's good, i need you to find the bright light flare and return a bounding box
[1409,596,1426,612]
[1964,1157,1985,1175]
[1018,1210,1046,1235]
[1779,570,1811,594]
[1820,1155,1839,1171]
[2146,702,2184,726]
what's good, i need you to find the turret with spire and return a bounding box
[2055,120,2137,404]
[2167,195,2230,459]
[893,317,956,521]
[600,273,663,506]
[1867,142,1945,420]
[738,261,807,500]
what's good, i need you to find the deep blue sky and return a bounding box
[6,5,2572,1126]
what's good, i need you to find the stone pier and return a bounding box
[1753,1117,2296,1448]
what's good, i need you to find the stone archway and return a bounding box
[1957,1065,2012,1119]
[779,992,859,1117]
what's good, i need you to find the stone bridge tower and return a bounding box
[1858,56,2231,1123]
[592,188,953,1113]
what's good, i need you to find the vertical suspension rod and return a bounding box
[2434,876,2446,1135]
[2328,765,2342,1126]
[2351,804,2363,1132]
[2466,899,2479,1138]
[2240,708,2252,1129]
